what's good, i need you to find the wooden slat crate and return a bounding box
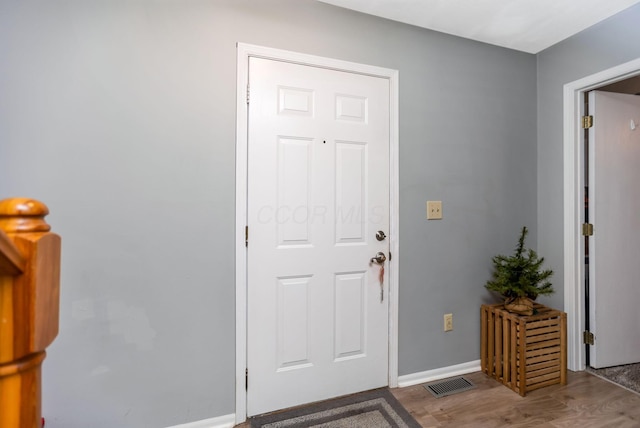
[481,303,567,396]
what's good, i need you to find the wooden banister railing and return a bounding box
[0,198,61,428]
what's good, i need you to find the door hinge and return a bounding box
[582,223,594,236]
[245,368,248,390]
[246,84,250,104]
[245,226,249,247]
[582,115,593,129]
[583,330,595,345]
[389,251,392,261]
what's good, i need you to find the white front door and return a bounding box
[588,90,640,368]
[246,57,390,416]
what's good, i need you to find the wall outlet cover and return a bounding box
[427,201,443,220]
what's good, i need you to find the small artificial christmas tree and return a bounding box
[485,226,554,315]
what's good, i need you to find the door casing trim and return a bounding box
[235,43,400,424]
[563,57,640,372]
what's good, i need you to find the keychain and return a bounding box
[379,264,384,302]
[370,252,386,303]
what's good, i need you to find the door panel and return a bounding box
[588,91,640,368]
[247,57,390,416]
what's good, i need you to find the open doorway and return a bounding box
[563,58,640,385]
[581,79,640,392]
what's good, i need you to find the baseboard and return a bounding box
[397,360,481,388]
[166,362,480,426]
[166,413,235,428]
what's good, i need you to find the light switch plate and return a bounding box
[444,313,453,331]
[427,201,442,220]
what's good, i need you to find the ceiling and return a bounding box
[317,0,640,54]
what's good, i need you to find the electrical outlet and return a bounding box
[427,201,443,220]
[444,313,453,331]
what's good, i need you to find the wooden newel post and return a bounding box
[0,198,61,428]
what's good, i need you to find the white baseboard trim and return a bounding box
[166,413,235,428]
[165,362,480,427]
[397,360,481,388]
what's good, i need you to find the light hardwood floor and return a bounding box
[238,370,640,427]
[392,370,640,427]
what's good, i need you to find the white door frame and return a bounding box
[235,43,400,423]
[563,57,640,372]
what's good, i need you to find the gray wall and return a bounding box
[0,1,537,426]
[537,3,640,311]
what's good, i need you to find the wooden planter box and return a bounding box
[480,303,567,396]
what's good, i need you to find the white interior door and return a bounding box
[588,90,640,368]
[246,57,390,416]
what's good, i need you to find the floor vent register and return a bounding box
[423,376,476,398]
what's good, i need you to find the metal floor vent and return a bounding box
[424,376,476,398]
